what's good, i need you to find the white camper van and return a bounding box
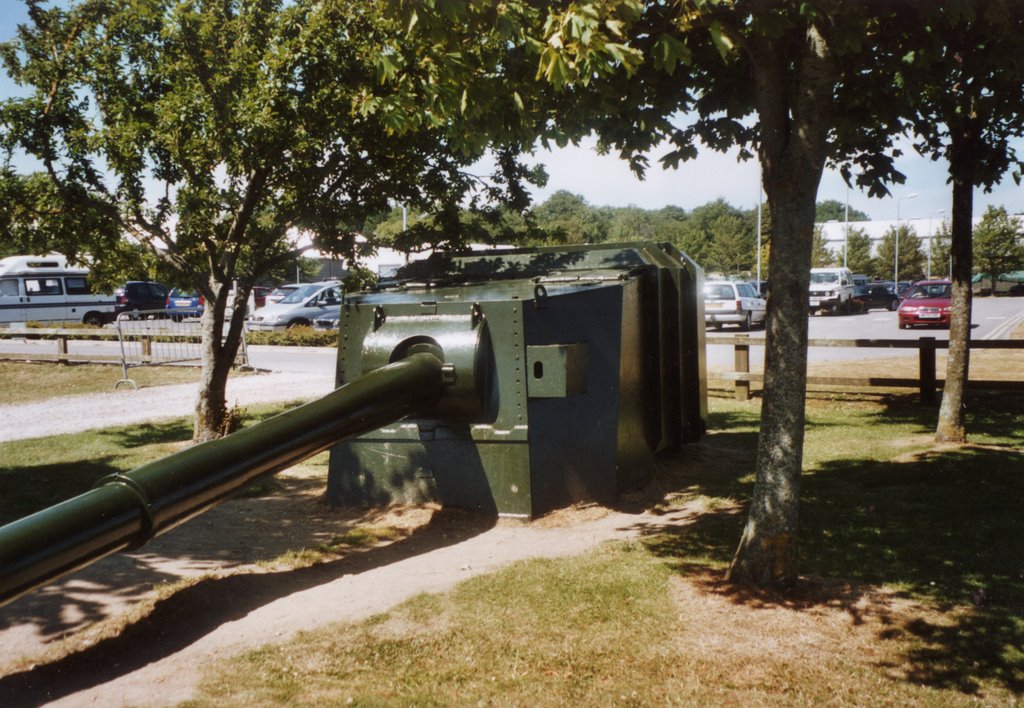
[808,266,856,315]
[0,255,116,326]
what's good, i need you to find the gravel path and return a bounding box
[0,371,335,442]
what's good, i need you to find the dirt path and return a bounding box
[0,483,688,707]
[0,378,695,707]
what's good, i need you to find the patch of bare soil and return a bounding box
[0,462,690,707]
[662,569,987,702]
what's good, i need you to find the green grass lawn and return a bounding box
[0,361,203,405]
[1,370,1020,704]
[0,401,307,524]
[186,392,1022,705]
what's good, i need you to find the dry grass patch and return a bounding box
[0,361,203,404]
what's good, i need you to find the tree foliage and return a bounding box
[815,199,869,223]
[892,1,1024,443]
[1,0,539,440]
[811,226,835,268]
[843,227,874,275]
[873,225,926,282]
[972,205,1024,277]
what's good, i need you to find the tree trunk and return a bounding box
[935,133,975,442]
[726,25,834,588]
[727,191,817,588]
[193,288,246,442]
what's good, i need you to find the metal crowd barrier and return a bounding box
[114,310,249,388]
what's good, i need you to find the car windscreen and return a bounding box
[906,283,951,299]
[279,283,325,304]
[809,272,839,284]
[703,284,736,300]
[736,283,758,298]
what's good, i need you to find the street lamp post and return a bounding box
[895,193,918,285]
[756,162,763,288]
[843,187,850,269]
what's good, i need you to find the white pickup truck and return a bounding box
[808,267,856,315]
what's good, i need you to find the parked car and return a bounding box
[850,284,900,312]
[247,281,342,331]
[266,283,301,304]
[897,280,952,329]
[703,280,767,330]
[114,281,169,318]
[313,313,340,331]
[808,266,856,315]
[165,289,204,321]
[748,279,769,297]
[253,286,272,309]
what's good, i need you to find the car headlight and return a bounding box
[901,305,918,312]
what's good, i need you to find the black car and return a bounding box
[114,281,169,317]
[850,284,900,312]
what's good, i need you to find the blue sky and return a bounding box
[3,5,1021,222]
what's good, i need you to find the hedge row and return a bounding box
[245,326,338,347]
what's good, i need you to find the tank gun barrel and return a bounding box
[0,351,446,608]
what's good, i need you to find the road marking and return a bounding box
[980,309,1024,340]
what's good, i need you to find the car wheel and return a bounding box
[83,312,104,327]
[739,312,751,331]
[888,299,898,311]
[899,321,908,330]
[287,319,311,329]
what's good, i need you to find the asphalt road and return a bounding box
[705,296,1024,368]
[1,297,1022,374]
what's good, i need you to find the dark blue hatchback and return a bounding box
[165,289,204,321]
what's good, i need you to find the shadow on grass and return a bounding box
[99,418,193,449]
[0,507,496,705]
[0,401,305,525]
[639,399,1023,696]
[0,458,120,525]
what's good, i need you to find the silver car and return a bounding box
[247,281,342,331]
[703,280,767,330]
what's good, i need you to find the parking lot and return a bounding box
[706,296,1024,369]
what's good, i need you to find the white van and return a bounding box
[0,255,116,326]
[808,266,856,315]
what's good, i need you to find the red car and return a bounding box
[253,286,272,309]
[897,280,952,329]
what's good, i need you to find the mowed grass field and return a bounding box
[187,391,1023,706]
[0,361,1021,704]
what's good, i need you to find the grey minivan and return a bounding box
[246,281,342,331]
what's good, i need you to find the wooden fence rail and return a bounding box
[0,328,120,364]
[707,334,1024,403]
